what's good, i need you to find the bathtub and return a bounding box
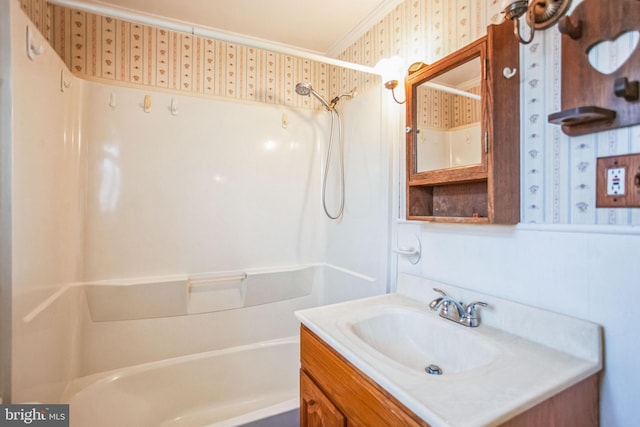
[62,337,300,427]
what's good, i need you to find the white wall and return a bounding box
[6,2,85,403]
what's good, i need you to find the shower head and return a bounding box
[295,82,312,96]
[295,82,332,111]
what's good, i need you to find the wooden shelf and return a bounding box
[548,106,616,127]
[548,0,640,136]
[408,181,489,219]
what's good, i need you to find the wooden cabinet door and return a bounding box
[301,370,346,427]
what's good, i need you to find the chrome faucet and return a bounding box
[429,288,487,327]
[429,290,465,319]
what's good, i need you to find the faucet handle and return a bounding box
[465,301,488,315]
[462,301,488,327]
[433,288,447,297]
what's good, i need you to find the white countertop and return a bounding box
[295,275,602,427]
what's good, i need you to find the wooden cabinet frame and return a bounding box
[405,21,520,224]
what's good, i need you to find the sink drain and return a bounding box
[425,364,443,375]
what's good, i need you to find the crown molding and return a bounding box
[326,0,406,59]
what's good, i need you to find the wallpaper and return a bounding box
[18,0,640,225]
[418,85,481,129]
[520,18,640,225]
[335,0,504,67]
[337,0,639,226]
[18,0,374,110]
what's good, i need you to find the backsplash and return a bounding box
[18,0,376,109]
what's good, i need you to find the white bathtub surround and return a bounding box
[4,2,390,410]
[81,81,326,281]
[62,337,300,427]
[76,263,381,377]
[84,265,317,321]
[7,261,382,384]
[295,274,602,427]
[2,2,86,404]
[85,277,189,321]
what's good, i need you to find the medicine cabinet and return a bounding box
[405,21,520,224]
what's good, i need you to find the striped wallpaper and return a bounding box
[337,0,639,226]
[18,0,640,225]
[18,0,375,109]
[418,85,481,129]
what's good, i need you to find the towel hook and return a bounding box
[143,95,151,113]
[60,70,72,92]
[392,234,422,265]
[170,98,179,116]
[26,26,44,60]
[503,67,517,79]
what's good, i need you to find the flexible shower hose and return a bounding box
[322,108,345,220]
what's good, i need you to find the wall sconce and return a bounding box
[375,56,407,104]
[501,0,571,44]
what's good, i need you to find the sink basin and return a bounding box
[342,307,499,375]
[296,284,602,427]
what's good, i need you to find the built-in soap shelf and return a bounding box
[547,0,640,136]
[84,265,317,321]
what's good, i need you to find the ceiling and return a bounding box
[71,0,404,56]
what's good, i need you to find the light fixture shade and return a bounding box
[375,56,406,87]
[375,56,408,104]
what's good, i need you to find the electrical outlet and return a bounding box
[606,167,625,195]
[596,153,640,208]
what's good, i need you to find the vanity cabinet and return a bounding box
[301,371,346,427]
[300,325,599,427]
[405,21,520,223]
[300,325,429,427]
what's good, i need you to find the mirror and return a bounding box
[404,22,520,224]
[406,39,487,183]
[415,57,482,172]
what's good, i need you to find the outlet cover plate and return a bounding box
[606,167,626,196]
[596,153,640,208]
